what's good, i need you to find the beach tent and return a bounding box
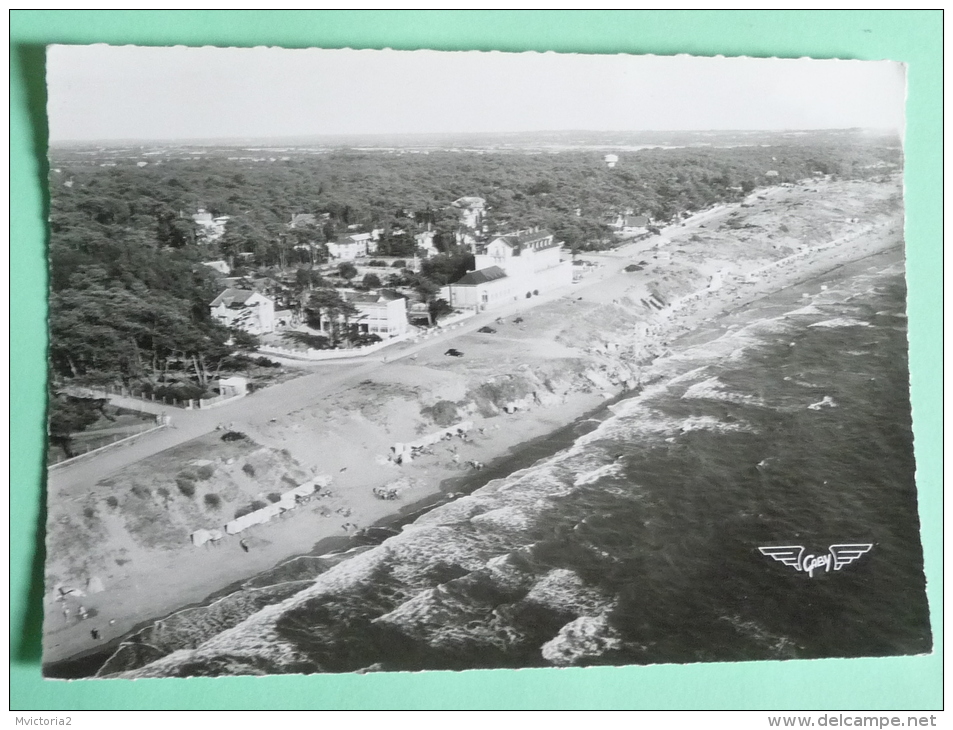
[191,529,216,546]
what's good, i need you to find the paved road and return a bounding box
[48,254,625,494]
[47,198,744,495]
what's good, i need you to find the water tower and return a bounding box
[604,154,618,169]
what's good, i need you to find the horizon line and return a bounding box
[47,127,899,147]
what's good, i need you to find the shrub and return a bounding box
[242,463,256,477]
[392,259,407,268]
[255,356,281,368]
[281,474,298,487]
[352,333,382,347]
[235,499,268,519]
[282,331,331,350]
[219,355,253,370]
[83,506,96,521]
[131,484,151,499]
[150,383,207,402]
[176,477,196,497]
[221,431,247,442]
[267,492,282,503]
[204,493,221,509]
[105,495,119,508]
[421,400,460,427]
[526,292,532,298]
[196,464,215,480]
[157,487,171,500]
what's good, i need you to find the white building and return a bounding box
[620,215,650,236]
[327,232,377,260]
[350,290,409,338]
[210,289,276,335]
[192,209,230,242]
[451,196,486,229]
[202,260,231,275]
[318,290,408,339]
[414,230,439,257]
[441,228,573,311]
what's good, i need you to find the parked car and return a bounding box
[444,348,464,357]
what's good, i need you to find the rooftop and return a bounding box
[493,228,558,252]
[210,288,263,308]
[290,213,317,228]
[452,196,486,209]
[347,289,405,304]
[454,266,507,286]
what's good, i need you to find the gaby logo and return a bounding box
[759,544,873,577]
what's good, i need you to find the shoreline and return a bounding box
[42,177,905,672]
[45,241,905,678]
[43,396,619,678]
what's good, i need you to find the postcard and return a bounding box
[42,45,928,679]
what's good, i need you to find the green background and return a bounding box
[10,10,942,710]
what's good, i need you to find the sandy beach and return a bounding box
[42,175,904,670]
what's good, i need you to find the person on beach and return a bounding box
[239,538,249,553]
[90,629,100,640]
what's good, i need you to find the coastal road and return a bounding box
[47,258,616,493]
[47,193,760,495]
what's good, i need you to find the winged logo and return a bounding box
[829,543,874,570]
[759,543,872,577]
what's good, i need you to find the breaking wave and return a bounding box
[108,248,930,677]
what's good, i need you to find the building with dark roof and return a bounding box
[454,266,507,287]
[440,227,572,311]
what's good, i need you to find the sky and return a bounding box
[46,45,907,142]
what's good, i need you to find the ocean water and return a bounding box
[93,246,932,678]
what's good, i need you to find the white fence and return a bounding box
[259,311,477,361]
[197,392,246,410]
[259,331,415,361]
[68,385,246,411]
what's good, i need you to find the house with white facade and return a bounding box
[620,215,650,236]
[317,289,408,339]
[349,290,409,338]
[192,209,230,242]
[327,232,377,260]
[414,230,439,258]
[451,196,486,229]
[440,228,573,311]
[202,260,231,275]
[210,288,276,335]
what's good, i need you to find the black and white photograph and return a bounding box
[42,45,930,679]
